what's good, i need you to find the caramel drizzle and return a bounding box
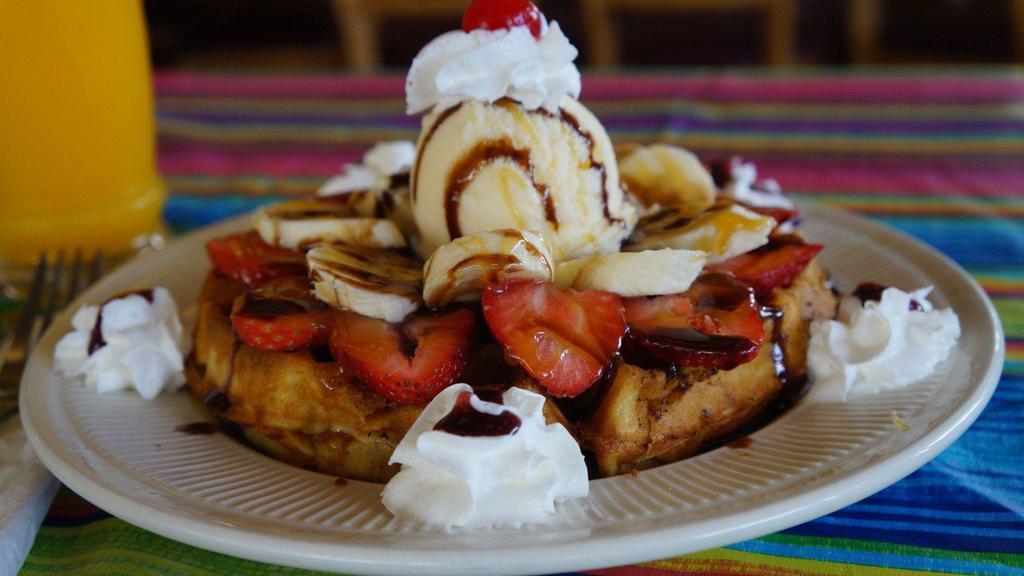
[444,139,557,239]
[412,103,465,203]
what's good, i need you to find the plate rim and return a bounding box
[20,203,1005,576]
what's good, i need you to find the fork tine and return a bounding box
[40,249,65,332]
[13,253,49,345]
[89,250,104,286]
[66,248,84,306]
[0,327,14,377]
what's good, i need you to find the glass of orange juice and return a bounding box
[0,0,165,266]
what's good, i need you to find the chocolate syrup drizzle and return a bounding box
[550,106,620,225]
[444,138,558,239]
[426,230,553,304]
[413,99,625,241]
[434,391,521,437]
[412,102,465,203]
[852,282,923,311]
[307,247,421,298]
[759,304,808,401]
[176,422,218,435]
[87,289,155,355]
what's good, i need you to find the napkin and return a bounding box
[0,415,58,575]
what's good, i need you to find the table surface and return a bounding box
[20,69,1024,575]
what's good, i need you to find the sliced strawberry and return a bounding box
[624,273,764,370]
[708,156,742,188]
[463,0,543,39]
[329,308,476,405]
[482,280,626,398]
[707,235,823,298]
[230,277,329,352]
[206,231,306,288]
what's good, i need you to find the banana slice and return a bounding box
[554,249,706,297]
[380,187,418,242]
[626,203,775,263]
[254,197,406,251]
[422,229,554,307]
[307,244,423,322]
[619,144,716,216]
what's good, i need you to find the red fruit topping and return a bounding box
[707,235,823,298]
[624,273,765,370]
[230,277,329,352]
[708,156,743,189]
[329,308,476,405]
[463,0,543,39]
[482,280,626,398]
[206,231,306,288]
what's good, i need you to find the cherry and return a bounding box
[462,0,543,39]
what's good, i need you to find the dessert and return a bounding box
[186,0,841,492]
[42,0,964,531]
[168,0,923,529]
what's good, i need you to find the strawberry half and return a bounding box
[230,277,330,352]
[707,235,823,298]
[482,280,626,398]
[624,273,764,370]
[329,308,476,405]
[206,231,306,288]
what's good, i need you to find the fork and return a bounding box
[0,249,104,421]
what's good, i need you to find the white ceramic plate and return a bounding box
[21,203,1003,576]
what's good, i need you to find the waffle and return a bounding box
[186,257,835,482]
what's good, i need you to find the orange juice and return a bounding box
[0,1,165,264]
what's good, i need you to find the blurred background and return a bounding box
[146,0,1024,70]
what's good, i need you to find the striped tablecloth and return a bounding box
[20,70,1024,575]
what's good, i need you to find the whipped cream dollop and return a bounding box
[808,286,960,401]
[720,160,795,211]
[406,19,581,115]
[317,140,416,196]
[382,384,588,529]
[54,288,188,400]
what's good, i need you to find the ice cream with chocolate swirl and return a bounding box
[406,12,637,260]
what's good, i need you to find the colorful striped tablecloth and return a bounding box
[20,70,1024,575]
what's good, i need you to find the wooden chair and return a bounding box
[849,0,1024,64]
[580,0,798,67]
[1014,0,1024,61]
[332,0,469,71]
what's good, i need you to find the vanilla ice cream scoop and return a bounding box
[411,98,637,259]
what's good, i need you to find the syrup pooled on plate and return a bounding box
[175,422,218,435]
